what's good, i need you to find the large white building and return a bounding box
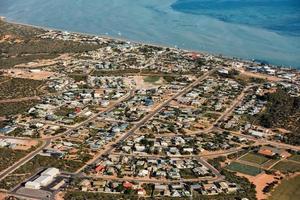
[25,181,41,190]
[41,167,60,177]
[25,168,60,190]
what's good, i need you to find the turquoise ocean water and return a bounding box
[0,0,299,68]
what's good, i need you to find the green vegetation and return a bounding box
[256,89,300,145]
[143,76,160,83]
[179,168,196,179]
[207,157,257,200]
[0,174,27,190]
[220,169,257,200]
[195,169,257,200]
[5,127,25,137]
[16,155,84,174]
[271,160,300,173]
[0,147,28,171]
[0,20,101,69]
[226,162,262,176]
[0,78,44,100]
[268,175,300,200]
[208,156,226,171]
[54,106,76,116]
[0,100,39,116]
[288,155,300,162]
[92,69,141,76]
[240,153,270,165]
[262,159,280,169]
[0,154,85,190]
[68,74,88,82]
[0,54,58,69]
[203,112,220,120]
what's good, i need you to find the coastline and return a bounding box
[0,15,296,69]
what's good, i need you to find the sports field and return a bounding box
[226,162,262,176]
[240,153,270,165]
[288,155,300,162]
[271,160,300,173]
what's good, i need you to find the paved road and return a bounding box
[70,173,223,184]
[78,69,217,171]
[216,127,300,151]
[110,148,243,159]
[46,91,134,140]
[0,91,134,182]
[0,139,51,181]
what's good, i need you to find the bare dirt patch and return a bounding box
[0,34,23,43]
[124,76,165,89]
[237,172,277,200]
[0,192,7,200]
[239,70,282,82]
[2,69,55,80]
[14,53,71,69]
[2,138,38,150]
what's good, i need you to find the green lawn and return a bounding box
[288,155,300,163]
[240,153,270,165]
[268,175,300,200]
[143,76,160,83]
[226,162,262,176]
[272,160,300,173]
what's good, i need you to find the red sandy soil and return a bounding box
[237,172,277,200]
[0,192,7,200]
[55,192,65,200]
[3,138,38,150]
[239,70,282,82]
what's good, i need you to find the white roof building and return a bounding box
[41,167,60,177]
[34,175,53,187]
[25,181,41,190]
[249,130,265,138]
[25,168,60,190]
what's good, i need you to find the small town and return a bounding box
[0,19,300,200]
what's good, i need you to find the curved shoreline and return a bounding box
[0,15,294,69]
[1,15,217,56]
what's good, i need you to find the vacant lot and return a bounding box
[268,175,300,200]
[0,20,102,69]
[226,162,262,176]
[0,77,44,100]
[0,100,39,116]
[240,153,270,165]
[272,160,300,173]
[0,147,28,171]
[16,155,84,174]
